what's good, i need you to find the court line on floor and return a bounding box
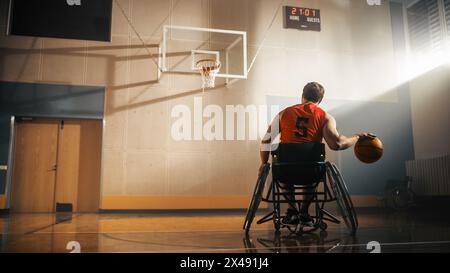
[18,224,411,235]
[0,214,81,246]
[23,216,78,235]
[4,224,440,235]
[89,232,346,252]
[95,240,450,253]
[27,225,400,235]
[29,229,450,253]
[30,229,273,235]
[333,240,450,248]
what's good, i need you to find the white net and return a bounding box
[195,59,221,89]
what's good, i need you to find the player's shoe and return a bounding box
[282,208,299,226]
[299,213,314,227]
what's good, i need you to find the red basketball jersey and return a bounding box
[279,103,327,143]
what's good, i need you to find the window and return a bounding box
[406,0,444,55]
[444,0,450,37]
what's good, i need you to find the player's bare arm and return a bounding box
[322,113,367,151]
[260,127,271,165]
[258,111,283,175]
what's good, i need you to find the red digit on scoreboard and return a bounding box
[312,10,316,17]
[305,9,310,17]
[291,7,296,15]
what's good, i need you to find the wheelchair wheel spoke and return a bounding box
[243,164,270,233]
[326,162,358,235]
[331,163,358,227]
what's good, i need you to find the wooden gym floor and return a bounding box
[1,209,450,253]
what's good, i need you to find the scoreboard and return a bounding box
[283,6,321,32]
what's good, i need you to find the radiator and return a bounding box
[405,155,450,196]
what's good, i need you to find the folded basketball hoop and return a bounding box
[195,59,221,89]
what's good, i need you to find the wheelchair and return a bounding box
[243,142,358,235]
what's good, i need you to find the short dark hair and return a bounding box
[302,82,325,103]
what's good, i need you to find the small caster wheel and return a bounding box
[319,222,328,231]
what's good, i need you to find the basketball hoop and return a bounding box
[195,59,221,89]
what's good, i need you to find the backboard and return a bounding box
[160,25,248,82]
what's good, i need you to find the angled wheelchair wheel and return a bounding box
[329,163,358,234]
[331,164,358,228]
[243,163,270,233]
[326,162,358,235]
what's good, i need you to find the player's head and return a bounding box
[302,82,325,104]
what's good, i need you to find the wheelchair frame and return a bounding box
[244,161,358,235]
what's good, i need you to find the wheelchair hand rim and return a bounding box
[326,162,358,234]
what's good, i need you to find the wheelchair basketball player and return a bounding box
[259,82,368,227]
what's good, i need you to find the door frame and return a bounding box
[4,115,15,210]
[4,115,105,211]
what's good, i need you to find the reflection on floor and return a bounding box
[1,209,450,253]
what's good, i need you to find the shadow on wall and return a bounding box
[267,84,415,196]
[0,41,230,111]
[0,41,238,196]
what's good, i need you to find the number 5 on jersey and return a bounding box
[295,117,309,137]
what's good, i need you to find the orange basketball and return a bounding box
[354,135,384,164]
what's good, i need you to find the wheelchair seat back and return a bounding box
[272,142,326,185]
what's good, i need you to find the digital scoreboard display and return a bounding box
[283,6,321,32]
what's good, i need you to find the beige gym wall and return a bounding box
[409,64,450,160]
[0,0,397,209]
